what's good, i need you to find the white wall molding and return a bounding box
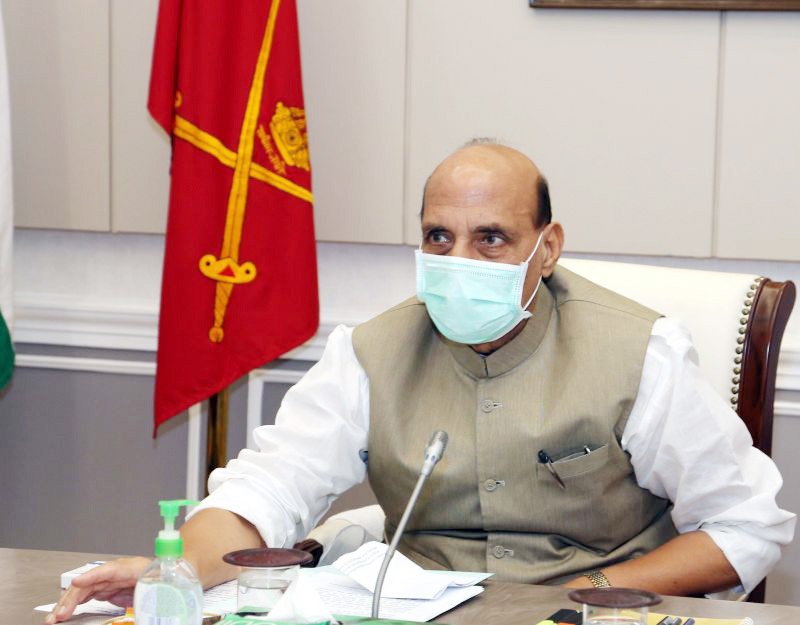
[777,344,800,393]
[775,399,800,419]
[14,291,354,362]
[14,293,159,352]
[248,369,306,386]
[15,353,308,385]
[13,292,800,394]
[16,353,156,376]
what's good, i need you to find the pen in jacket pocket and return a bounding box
[538,449,566,490]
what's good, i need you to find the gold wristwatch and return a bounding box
[584,569,612,588]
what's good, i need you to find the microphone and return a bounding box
[371,430,449,619]
[421,430,449,476]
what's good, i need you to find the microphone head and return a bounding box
[421,430,449,476]
[428,430,449,453]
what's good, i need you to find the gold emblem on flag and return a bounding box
[257,124,287,175]
[269,102,309,171]
[199,255,257,284]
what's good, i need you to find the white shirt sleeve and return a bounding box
[188,324,370,549]
[622,317,796,593]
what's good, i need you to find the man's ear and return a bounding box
[541,223,564,278]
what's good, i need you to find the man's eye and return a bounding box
[484,234,504,246]
[429,231,449,244]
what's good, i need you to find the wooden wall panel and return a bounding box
[109,0,408,241]
[3,0,110,231]
[110,0,170,233]
[716,14,800,261]
[297,0,406,244]
[405,1,719,255]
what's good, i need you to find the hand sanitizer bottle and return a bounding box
[134,499,203,625]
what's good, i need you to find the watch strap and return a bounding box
[584,569,612,588]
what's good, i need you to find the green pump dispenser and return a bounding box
[135,499,204,625]
[154,499,199,558]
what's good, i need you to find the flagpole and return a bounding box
[204,388,229,495]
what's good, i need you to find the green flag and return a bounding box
[0,5,12,391]
[0,311,12,390]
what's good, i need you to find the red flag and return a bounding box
[149,0,318,433]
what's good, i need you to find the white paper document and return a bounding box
[332,541,491,599]
[308,568,484,622]
[35,580,239,617]
[200,579,239,614]
[35,599,124,617]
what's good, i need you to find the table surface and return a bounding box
[4,548,800,625]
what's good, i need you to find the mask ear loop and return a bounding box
[522,275,543,312]
[523,229,546,264]
[520,230,547,311]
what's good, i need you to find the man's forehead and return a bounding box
[425,144,539,203]
[435,144,537,175]
[422,177,536,234]
[426,165,502,206]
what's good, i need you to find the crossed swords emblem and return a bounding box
[170,0,312,343]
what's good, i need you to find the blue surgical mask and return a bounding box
[415,232,546,344]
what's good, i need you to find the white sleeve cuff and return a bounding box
[700,524,781,594]
[188,476,303,548]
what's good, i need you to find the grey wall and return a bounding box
[0,349,375,557]
[0,359,185,555]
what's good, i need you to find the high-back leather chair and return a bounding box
[558,258,796,602]
[302,259,796,602]
[559,259,795,462]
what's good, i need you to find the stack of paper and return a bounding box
[283,541,488,621]
[332,541,489,600]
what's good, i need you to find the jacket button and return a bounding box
[480,399,496,413]
[484,479,505,492]
[493,545,506,558]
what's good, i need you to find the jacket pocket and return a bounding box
[550,444,609,479]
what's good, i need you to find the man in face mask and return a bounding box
[49,142,794,623]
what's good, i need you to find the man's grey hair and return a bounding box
[461,137,507,148]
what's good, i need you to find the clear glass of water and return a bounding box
[569,587,662,625]
[222,547,313,616]
[583,605,648,624]
[237,564,298,615]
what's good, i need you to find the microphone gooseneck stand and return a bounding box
[370,431,449,619]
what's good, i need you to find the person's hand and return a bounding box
[45,557,150,624]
